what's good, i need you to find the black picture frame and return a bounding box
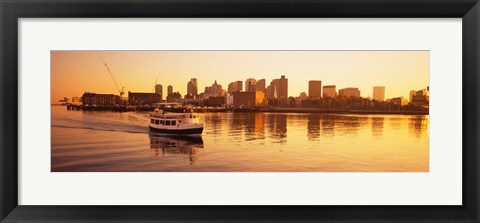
[1,0,479,222]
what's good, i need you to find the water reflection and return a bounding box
[149,134,204,165]
[51,104,431,172]
[205,113,223,136]
[321,115,335,138]
[307,115,321,140]
[228,113,266,141]
[408,116,429,138]
[371,117,384,137]
[389,117,403,130]
[266,113,287,143]
[335,115,368,135]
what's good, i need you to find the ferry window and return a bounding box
[166,120,171,125]
[172,120,176,125]
[151,119,154,124]
[179,120,181,123]
[155,120,159,125]
[160,120,164,125]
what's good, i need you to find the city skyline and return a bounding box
[51,51,429,102]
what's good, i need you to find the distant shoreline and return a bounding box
[236,108,429,115]
[52,104,428,115]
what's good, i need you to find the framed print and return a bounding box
[1,0,479,222]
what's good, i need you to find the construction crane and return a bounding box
[99,58,125,98]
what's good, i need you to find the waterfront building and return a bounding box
[411,89,429,106]
[155,84,163,100]
[323,85,336,98]
[390,97,408,106]
[71,96,81,105]
[187,78,198,98]
[167,85,173,96]
[225,93,234,107]
[308,80,322,98]
[82,92,121,107]
[204,96,225,107]
[233,91,266,108]
[245,78,257,92]
[58,97,72,104]
[128,92,162,106]
[409,90,416,102]
[373,86,385,101]
[339,87,361,98]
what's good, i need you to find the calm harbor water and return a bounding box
[51,106,429,172]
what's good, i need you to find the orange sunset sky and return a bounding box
[51,51,429,102]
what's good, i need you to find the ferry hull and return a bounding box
[149,126,204,135]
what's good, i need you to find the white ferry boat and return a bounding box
[149,109,204,135]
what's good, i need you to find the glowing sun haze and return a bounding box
[51,50,429,102]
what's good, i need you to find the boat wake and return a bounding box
[51,124,149,134]
[51,111,151,134]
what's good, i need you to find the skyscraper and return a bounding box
[245,78,257,92]
[256,79,266,93]
[278,75,288,98]
[339,88,360,98]
[205,80,225,97]
[212,80,221,96]
[308,80,322,98]
[187,78,198,97]
[373,86,385,101]
[191,78,198,90]
[155,84,163,100]
[228,80,243,94]
[167,85,173,96]
[323,85,336,98]
[266,78,280,99]
[236,80,243,92]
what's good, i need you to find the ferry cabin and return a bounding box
[149,112,204,135]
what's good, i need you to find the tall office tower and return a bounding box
[236,80,243,92]
[167,85,173,96]
[256,79,266,93]
[228,81,243,94]
[373,86,385,101]
[245,78,257,92]
[323,85,337,98]
[155,84,163,100]
[308,80,322,98]
[187,78,198,97]
[278,75,288,98]
[339,88,361,98]
[211,80,224,96]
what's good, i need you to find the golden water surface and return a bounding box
[51,106,429,172]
